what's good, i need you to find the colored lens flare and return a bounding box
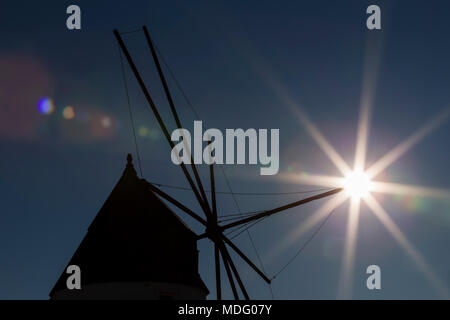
[149,127,160,140]
[37,97,54,115]
[101,117,111,128]
[0,55,54,139]
[138,126,149,137]
[62,106,75,120]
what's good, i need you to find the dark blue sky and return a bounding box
[1,0,450,299]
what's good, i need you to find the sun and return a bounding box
[249,34,450,299]
[278,103,450,299]
[342,169,372,199]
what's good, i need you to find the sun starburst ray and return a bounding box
[288,106,352,176]
[354,101,371,172]
[364,194,449,298]
[367,108,450,179]
[236,36,448,298]
[278,172,345,189]
[247,59,352,176]
[354,32,383,172]
[371,181,450,200]
[266,192,349,263]
[338,198,361,299]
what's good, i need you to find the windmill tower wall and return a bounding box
[51,281,206,300]
[50,154,209,300]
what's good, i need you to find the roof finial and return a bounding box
[123,153,137,177]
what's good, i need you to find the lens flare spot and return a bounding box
[62,106,75,120]
[138,126,149,138]
[37,97,54,115]
[149,127,160,140]
[101,116,111,128]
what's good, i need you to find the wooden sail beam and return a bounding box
[143,26,212,218]
[220,244,239,299]
[113,29,211,219]
[147,182,207,226]
[195,190,344,285]
[221,235,271,284]
[220,188,343,230]
[214,244,222,300]
[208,155,222,299]
[115,26,345,301]
[220,242,250,300]
[209,162,217,222]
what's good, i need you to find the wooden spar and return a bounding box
[114,26,346,300]
[147,182,207,226]
[214,244,222,300]
[142,26,212,218]
[220,188,343,231]
[220,243,250,300]
[113,29,211,219]
[220,244,239,299]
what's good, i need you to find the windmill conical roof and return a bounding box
[50,154,208,297]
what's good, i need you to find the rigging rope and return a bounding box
[226,216,268,239]
[125,34,338,298]
[116,29,340,299]
[222,172,275,299]
[152,39,275,298]
[218,211,264,223]
[153,42,201,119]
[221,198,339,281]
[118,44,143,177]
[149,181,334,197]
[120,29,142,35]
[270,205,337,281]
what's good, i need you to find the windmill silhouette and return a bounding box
[50,154,210,300]
[113,26,343,300]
